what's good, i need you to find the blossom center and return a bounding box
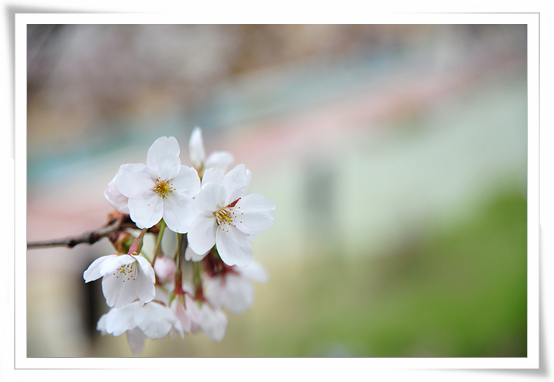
[153,178,175,199]
[113,262,138,283]
[213,206,243,232]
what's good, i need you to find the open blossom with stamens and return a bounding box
[83,253,156,308]
[189,127,234,177]
[205,260,269,315]
[187,164,275,267]
[115,136,200,233]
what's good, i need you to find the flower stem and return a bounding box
[192,261,204,301]
[151,220,166,267]
[176,233,183,271]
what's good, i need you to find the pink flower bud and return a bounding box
[154,255,176,283]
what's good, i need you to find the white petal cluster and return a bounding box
[97,300,182,354]
[86,128,274,354]
[84,253,156,308]
[116,136,200,233]
[188,164,275,266]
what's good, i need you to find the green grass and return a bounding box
[253,187,527,357]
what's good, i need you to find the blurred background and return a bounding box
[26,24,527,357]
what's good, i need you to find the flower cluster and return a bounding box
[84,128,275,353]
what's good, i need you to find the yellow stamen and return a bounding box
[213,206,244,231]
[154,178,175,199]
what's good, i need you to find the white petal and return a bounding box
[194,182,224,213]
[215,226,252,267]
[83,256,113,282]
[102,274,139,308]
[187,212,217,255]
[155,285,171,306]
[204,277,225,308]
[100,256,154,308]
[185,294,202,325]
[97,314,108,335]
[104,302,140,336]
[116,163,164,229]
[221,275,254,315]
[201,167,224,186]
[245,169,252,194]
[134,255,156,284]
[171,298,192,334]
[205,151,233,173]
[163,192,196,233]
[184,245,209,262]
[200,306,228,342]
[104,175,129,214]
[101,254,136,273]
[83,254,134,283]
[172,165,201,197]
[171,319,184,339]
[128,192,164,229]
[146,136,182,180]
[115,163,155,199]
[135,302,175,339]
[222,164,248,206]
[238,260,269,283]
[234,194,275,235]
[189,127,206,169]
[204,275,253,314]
[132,257,157,304]
[126,327,147,354]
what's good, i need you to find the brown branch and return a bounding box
[27,213,162,249]
[27,215,126,249]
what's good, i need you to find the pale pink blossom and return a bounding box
[187,299,228,342]
[116,136,200,233]
[205,260,269,314]
[97,300,181,354]
[188,164,275,267]
[84,253,155,308]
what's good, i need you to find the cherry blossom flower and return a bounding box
[83,253,156,308]
[201,165,252,189]
[116,136,200,233]
[156,280,196,336]
[103,174,129,214]
[205,260,269,315]
[189,127,233,177]
[170,293,198,335]
[187,299,228,342]
[187,164,275,267]
[97,300,182,354]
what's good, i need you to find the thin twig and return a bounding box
[27,217,124,249]
[26,213,156,249]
